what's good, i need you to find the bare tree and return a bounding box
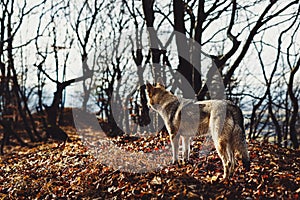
[0,0,45,153]
[71,0,105,112]
[1,0,299,149]
[236,1,300,146]
[137,0,299,146]
[287,57,300,149]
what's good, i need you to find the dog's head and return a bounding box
[145,82,169,111]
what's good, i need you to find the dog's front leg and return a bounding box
[170,135,180,164]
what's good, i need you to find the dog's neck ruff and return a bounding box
[161,97,194,122]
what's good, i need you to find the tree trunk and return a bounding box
[173,0,201,99]
[288,57,300,149]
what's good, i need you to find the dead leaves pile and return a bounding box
[0,128,299,199]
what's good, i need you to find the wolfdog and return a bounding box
[146,82,250,178]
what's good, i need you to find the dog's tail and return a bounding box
[232,126,250,171]
[236,121,250,171]
[227,102,250,171]
[241,142,250,171]
[226,102,245,133]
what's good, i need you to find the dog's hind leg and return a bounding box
[216,140,231,179]
[170,135,180,164]
[210,113,231,178]
[181,136,190,162]
[227,145,235,177]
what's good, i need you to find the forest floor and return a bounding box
[0,125,299,199]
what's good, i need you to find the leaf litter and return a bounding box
[0,126,299,199]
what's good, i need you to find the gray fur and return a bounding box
[146,83,250,178]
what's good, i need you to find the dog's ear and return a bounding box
[156,77,165,87]
[146,81,152,88]
[146,81,153,93]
